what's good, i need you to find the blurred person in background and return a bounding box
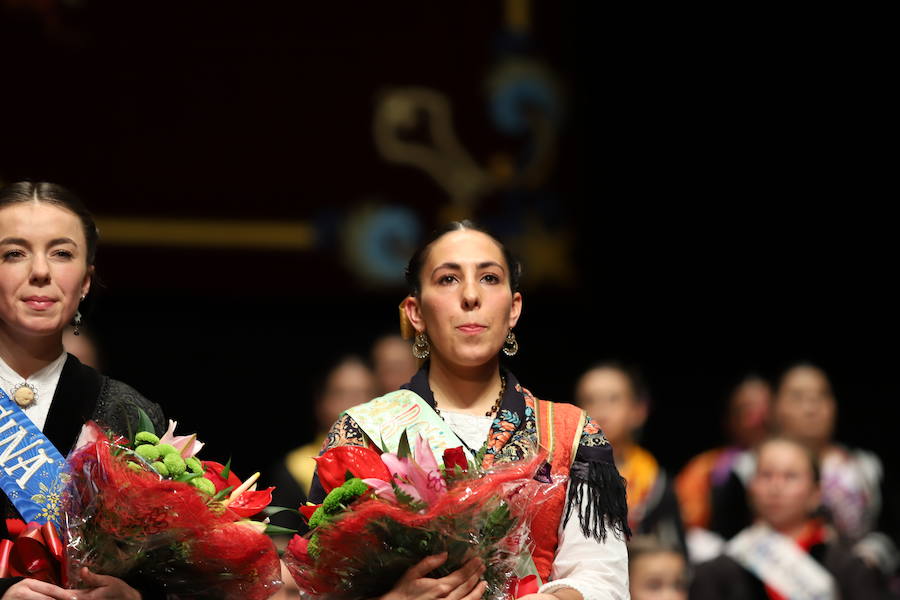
[370,333,417,395]
[675,374,772,562]
[0,181,165,600]
[268,355,376,529]
[627,535,689,600]
[690,436,895,600]
[306,222,631,600]
[709,363,899,579]
[576,362,686,554]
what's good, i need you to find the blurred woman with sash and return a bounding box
[308,222,630,600]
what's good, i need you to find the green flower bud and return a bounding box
[156,444,179,457]
[322,478,369,515]
[185,457,204,474]
[135,431,160,445]
[191,477,216,496]
[153,461,170,477]
[163,453,186,477]
[127,461,143,473]
[135,444,160,462]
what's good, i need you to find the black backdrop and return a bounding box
[1,3,895,500]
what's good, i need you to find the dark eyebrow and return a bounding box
[477,261,505,273]
[49,237,78,247]
[0,237,28,247]
[431,261,506,277]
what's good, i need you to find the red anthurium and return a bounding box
[314,446,392,493]
[299,504,320,522]
[227,487,275,518]
[442,446,468,472]
[201,461,242,494]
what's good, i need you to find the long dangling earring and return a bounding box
[502,329,518,356]
[73,294,85,336]
[412,332,431,359]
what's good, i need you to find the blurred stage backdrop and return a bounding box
[1,2,894,487]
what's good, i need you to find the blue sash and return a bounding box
[0,389,68,527]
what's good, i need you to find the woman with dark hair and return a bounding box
[307,221,630,600]
[0,181,164,599]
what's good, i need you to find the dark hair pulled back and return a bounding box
[0,181,99,264]
[404,220,522,296]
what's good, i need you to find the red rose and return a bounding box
[442,446,468,472]
[286,534,310,562]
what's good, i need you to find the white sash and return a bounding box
[726,523,838,600]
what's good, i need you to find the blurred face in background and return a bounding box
[371,335,417,394]
[749,439,820,533]
[773,366,835,448]
[0,202,92,340]
[575,367,646,449]
[727,378,772,448]
[629,551,688,600]
[315,360,377,430]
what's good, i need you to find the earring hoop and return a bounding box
[502,329,518,356]
[412,332,431,359]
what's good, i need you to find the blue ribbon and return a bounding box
[0,389,67,526]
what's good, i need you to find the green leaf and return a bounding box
[391,480,426,512]
[264,524,298,536]
[212,485,235,502]
[397,429,411,459]
[263,506,300,517]
[220,458,232,480]
[136,407,155,437]
[175,472,204,483]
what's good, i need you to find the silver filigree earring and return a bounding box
[502,329,518,356]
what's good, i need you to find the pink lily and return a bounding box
[411,434,447,502]
[159,420,205,458]
[367,435,447,506]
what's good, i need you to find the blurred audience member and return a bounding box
[63,324,101,369]
[370,333,417,395]
[576,362,686,552]
[628,535,689,600]
[676,374,772,562]
[690,436,895,600]
[709,363,898,577]
[267,356,376,528]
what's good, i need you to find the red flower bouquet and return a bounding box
[61,419,283,600]
[284,433,563,600]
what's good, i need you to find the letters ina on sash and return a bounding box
[0,389,68,526]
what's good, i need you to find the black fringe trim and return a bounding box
[563,460,631,542]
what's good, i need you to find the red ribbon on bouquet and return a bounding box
[506,574,539,598]
[0,520,66,585]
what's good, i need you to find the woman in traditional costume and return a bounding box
[0,182,164,600]
[690,436,894,600]
[308,221,630,600]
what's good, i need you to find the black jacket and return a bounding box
[1,354,164,596]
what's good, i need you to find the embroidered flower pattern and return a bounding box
[483,385,538,468]
[30,473,70,523]
[324,413,368,451]
[580,416,610,447]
